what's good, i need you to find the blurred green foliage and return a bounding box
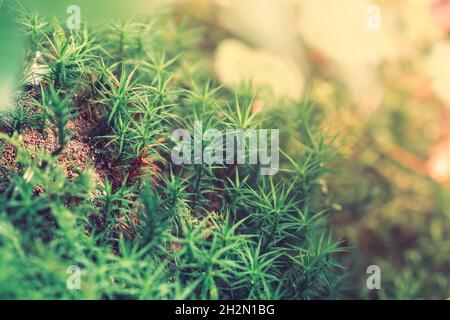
[17,0,157,19]
[0,8,23,110]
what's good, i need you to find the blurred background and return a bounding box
[1,0,449,299]
[190,0,450,299]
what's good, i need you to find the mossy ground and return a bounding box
[0,3,343,300]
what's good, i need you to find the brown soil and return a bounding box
[0,103,112,187]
